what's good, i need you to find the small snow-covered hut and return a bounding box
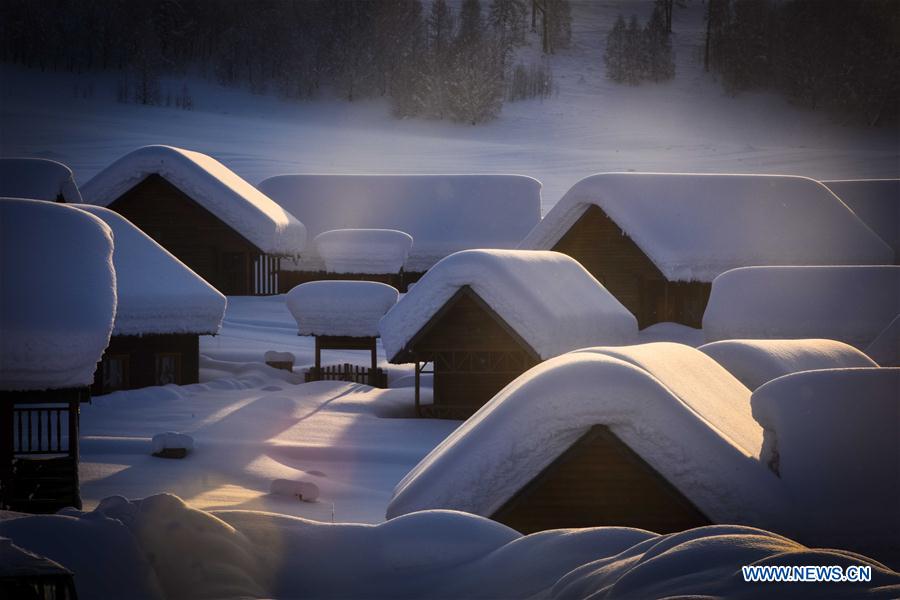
[314,228,413,282]
[81,145,307,295]
[1,198,116,512]
[699,338,877,390]
[520,173,893,328]
[0,158,82,203]
[823,179,899,262]
[387,343,785,534]
[287,281,399,387]
[258,174,542,290]
[379,250,638,418]
[703,266,900,349]
[75,205,226,394]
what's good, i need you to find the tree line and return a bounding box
[604,1,675,85]
[0,0,571,125]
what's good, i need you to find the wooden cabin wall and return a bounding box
[92,333,199,395]
[551,205,711,328]
[108,174,260,295]
[409,290,537,416]
[492,425,711,534]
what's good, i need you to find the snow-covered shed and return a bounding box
[751,368,899,562]
[0,198,116,513]
[0,158,82,203]
[287,281,398,387]
[379,249,638,418]
[314,229,413,275]
[519,173,893,328]
[699,339,877,390]
[258,174,541,290]
[703,266,900,349]
[75,205,226,394]
[823,179,899,262]
[387,343,787,535]
[81,145,307,295]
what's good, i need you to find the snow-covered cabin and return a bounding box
[698,339,877,390]
[387,343,785,534]
[258,174,541,290]
[80,146,307,295]
[519,173,893,328]
[286,281,399,387]
[75,205,226,394]
[0,158,82,203]
[703,266,900,349]
[378,250,638,418]
[823,179,899,263]
[0,198,116,512]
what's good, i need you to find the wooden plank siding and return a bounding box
[492,425,711,534]
[402,287,540,418]
[551,205,711,328]
[92,333,199,395]
[107,174,265,295]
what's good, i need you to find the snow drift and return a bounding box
[287,281,399,337]
[520,173,893,282]
[703,266,900,348]
[751,368,900,563]
[75,205,226,336]
[699,338,877,390]
[0,198,115,390]
[80,145,307,256]
[379,249,638,361]
[1,494,896,600]
[258,174,541,272]
[387,343,784,529]
[0,157,82,202]
[314,228,413,274]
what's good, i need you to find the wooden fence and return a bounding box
[305,364,388,388]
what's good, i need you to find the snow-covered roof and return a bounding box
[379,250,638,361]
[0,198,116,391]
[823,179,899,261]
[866,315,899,367]
[259,174,541,272]
[699,339,877,390]
[520,173,894,282]
[0,537,72,578]
[751,368,899,559]
[81,145,307,256]
[0,157,82,203]
[75,205,226,336]
[287,281,399,337]
[703,266,900,349]
[314,229,413,274]
[387,343,787,530]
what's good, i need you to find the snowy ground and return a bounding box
[2,1,897,212]
[79,296,448,524]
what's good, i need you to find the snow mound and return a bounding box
[151,432,194,454]
[388,343,784,529]
[0,198,116,391]
[751,368,900,561]
[379,249,638,361]
[75,205,226,335]
[270,479,320,502]
[699,338,877,390]
[0,157,82,202]
[80,145,306,256]
[286,280,399,337]
[259,174,541,272]
[636,321,704,346]
[314,228,413,274]
[263,350,294,363]
[866,315,900,367]
[703,266,900,348]
[520,173,893,282]
[4,494,896,600]
[824,179,900,260]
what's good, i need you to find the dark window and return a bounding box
[155,353,182,385]
[102,354,129,391]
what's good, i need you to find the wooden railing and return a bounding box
[306,364,388,388]
[13,405,74,456]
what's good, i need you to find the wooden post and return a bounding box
[370,338,377,371]
[414,361,421,417]
[0,400,13,506]
[315,336,322,371]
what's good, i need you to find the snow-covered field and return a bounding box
[2,1,897,211]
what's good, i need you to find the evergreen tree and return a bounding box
[644,3,675,82]
[604,15,628,83]
[489,0,527,47]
